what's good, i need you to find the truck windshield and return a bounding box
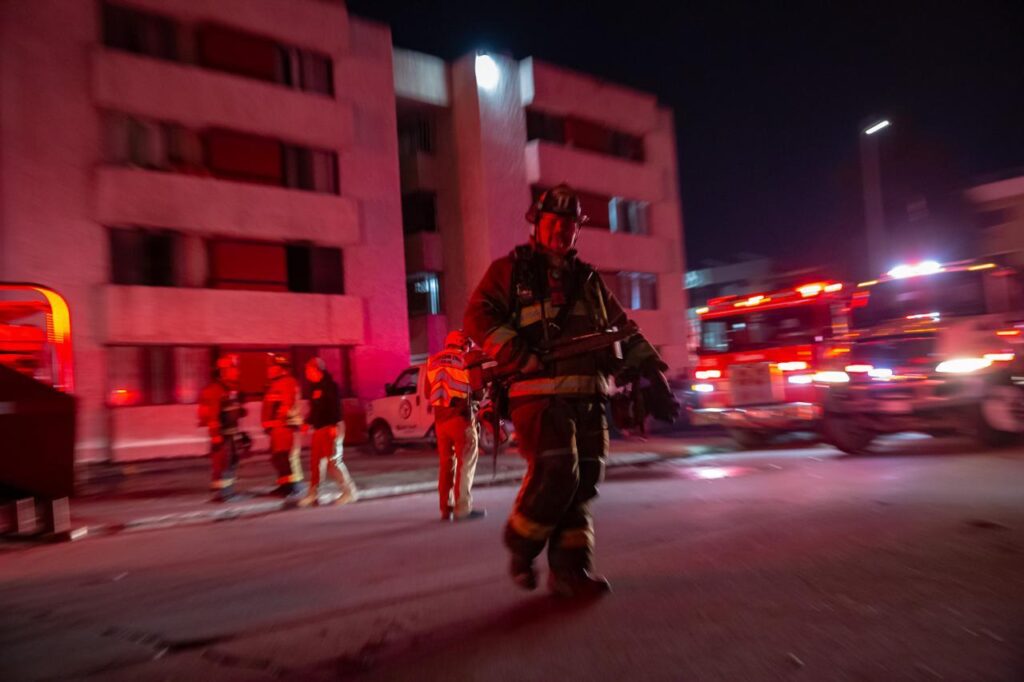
[851,271,987,329]
[700,304,830,353]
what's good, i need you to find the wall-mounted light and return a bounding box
[475,52,500,91]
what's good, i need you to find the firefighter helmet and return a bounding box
[445,330,468,349]
[525,183,588,225]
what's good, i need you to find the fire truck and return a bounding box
[822,259,1024,454]
[690,280,852,447]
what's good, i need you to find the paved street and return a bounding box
[2,438,1023,681]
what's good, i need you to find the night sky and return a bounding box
[347,0,1024,276]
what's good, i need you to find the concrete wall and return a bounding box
[967,176,1024,267]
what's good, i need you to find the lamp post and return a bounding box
[860,119,890,277]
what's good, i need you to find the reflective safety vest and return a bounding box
[425,349,472,407]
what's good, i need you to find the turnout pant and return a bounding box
[269,426,303,486]
[210,436,239,492]
[505,397,608,574]
[309,425,357,496]
[435,408,480,516]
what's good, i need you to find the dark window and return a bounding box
[204,129,283,185]
[577,190,612,230]
[102,3,178,61]
[277,46,334,96]
[407,272,441,316]
[102,113,172,169]
[286,244,344,294]
[109,227,178,286]
[397,111,435,155]
[196,24,277,82]
[208,240,288,291]
[401,192,438,234]
[604,271,659,311]
[282,145,338,193]
[611,131,645,162]
[107,345,181,406]
[978,208,1013,229]
[526,110,566,144]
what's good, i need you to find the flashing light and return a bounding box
[695,369,721,380]
[968,263,997,271]
[798,283,823,298]
[696,306,710,315]
[825,283,844,293]
[813,371,850,383]
[778,361,808,372]
[787,374,814,385]
[864,120,891,135]
[984,353,1015,363]
[996,329,1021,337]
[906,312,940,321]
[693,383,715,393]
[735,294,767,308]
[868,368,894,379]
[475,53,500,90]
[858,280,879,287]
[935,357,992,374]
[845,364,873,373]
[888,261,943,279]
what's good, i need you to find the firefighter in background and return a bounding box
[298,357,359,507]
[464,184,680,598]
[198,354,246,502]
[261,354,304,497]
[425,330,486,522]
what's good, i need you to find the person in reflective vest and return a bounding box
[198,354,246,502]
[261,354,304,497]
[464,183,680,598]
[425,330,485,522]
[298,357,359,507]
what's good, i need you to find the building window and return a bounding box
[108,345,350,406]
[102,2,178,61]
[277,46,334,96]
[609,198,650,235]
[208,239,343,293]
[282,145,338,193]
[605,272,659,311]
[196,23,278,82]
[102,113,173,170]
[527,109,645,162]
[397,111,435,156]
[285,244,344,294]
[109,227,179,286]
[401,192,438,234]
[204,129,283,185]
[526,110,566,145]
[407,272,442,316]
[208,240,289,291]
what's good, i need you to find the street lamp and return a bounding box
[860,118,891,277]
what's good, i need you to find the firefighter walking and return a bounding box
[198,354,246,502]
[261,354,304,497]
[464,184,679,597]
[299,357,359,507]
[426,330,486,522]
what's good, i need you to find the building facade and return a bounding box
[0,1,689,463]
[966,173,1024,267]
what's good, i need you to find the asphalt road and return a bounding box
[2,437,1023,681]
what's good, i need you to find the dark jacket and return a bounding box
[306,374,342,429]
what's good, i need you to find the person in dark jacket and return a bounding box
[298,357,359,507]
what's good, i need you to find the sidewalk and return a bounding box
[68,435,732,537]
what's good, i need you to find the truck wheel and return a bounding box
[369,423,395,455]
[978,384,1024,448]
[823,412,873,455]
[727,429,770,450]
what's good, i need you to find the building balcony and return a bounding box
[92,49,353,151]
[403,231,444,272]
[96,167,360,246]
[576,230,679,275]
[104,286,366,346]
[525,141,663,203]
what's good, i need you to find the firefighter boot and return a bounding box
[548,569,612,599]
[298,487,320,507]
[510,555,538,591]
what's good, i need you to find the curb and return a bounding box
[78,443,734,538]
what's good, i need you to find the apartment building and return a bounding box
[0,1,689,463]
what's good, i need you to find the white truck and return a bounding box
[365,364,510,454]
